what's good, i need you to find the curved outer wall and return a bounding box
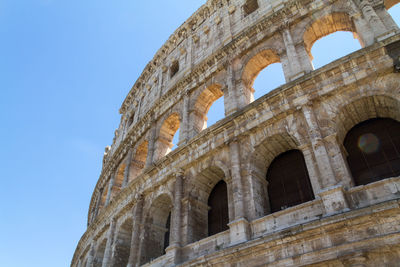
[72,0,400,266]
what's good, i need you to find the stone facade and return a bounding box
[71,0,400,266]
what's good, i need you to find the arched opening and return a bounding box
[241,49,283,103]
[243,0,259,16]
[385,0,400,10]
[253,63,286,100]
[311,31,361,69]
[304,13,363,69]
[192,84,224,136]
[387,1,400,25]
[111,219,133,267]
[99,186,108,211]
[208,180,229,236]
[170,60,179,78]
[140,194,172,265]
[93,239,107,267]
[186,166,231,243]
[266,150,314,213]
[154,113,180,161]
[110,164,125,199]
[343,118,400,186]
[129,140,148,181]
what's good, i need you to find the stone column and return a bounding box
[281,26,312,80]
[225,61,240,115]
[101,219,116,267]
[122,149,134,188]
[299,144,322,194]
[352,13,375,46]
[359,0,391,41]
[92,188,103,222]
[302,105,349,215]
[127,196,144,267]
[105,173,116,206]
[76,259,81,267]
[146,122,157,167]
[324,134,354,188]
[179,92,190,145]
[376,4,399,31]
[166,171,184,264]
[85,241,96,267]
[227,140,250,245]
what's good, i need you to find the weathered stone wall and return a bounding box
[72,0,400,266]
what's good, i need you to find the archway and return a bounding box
[344,118,400,186]
[154,113,180,161]
[140,194,173,265]
[111,219,133,267]
[191,84,224,135]
[266,150,314,213]
[303,12,363,69]
[93,239,107,267]
[129,140,148,181]
[186,165,231,243]
[387,1,400,26]
[241,49,283,103]
[311,31,361,69]
[208,180,229,236]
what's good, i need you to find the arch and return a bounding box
[140,194,173,265]
[129,140,148,181]
[303,12,362,59]
[191,84,224,135]
[111,218,133,267]
[93,239,107,267]
[208,180,229,236]
[170,60,179,78]
[186,165,231,243]
[385,0,400,9]
[266,150,315,213]
[99,186,108,211]
[250,132,300,179]
[243,0,259,16]
[154,113,180,161]
[334,95,400,145]
[110,163,126,200]
[241,49,281,95]
[344,118,400,186]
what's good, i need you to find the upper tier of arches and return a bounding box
[89,0,400,226]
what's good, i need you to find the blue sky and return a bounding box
[0,1,398,267]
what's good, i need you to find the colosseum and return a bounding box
[71,0,400,266]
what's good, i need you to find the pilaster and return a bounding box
[122,148,134,188]
[101,219,116,267]
[228,140,250,244]
[145,122,157,167]
[127,196,144,267]
[105,173,116,206]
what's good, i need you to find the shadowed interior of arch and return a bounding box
[156,113,180,160]
[344,118,400,186]
[192,84,224,136]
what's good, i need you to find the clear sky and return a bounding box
[0,1,399,267]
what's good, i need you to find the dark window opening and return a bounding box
[163,212,171,252]
[344,118,400,186]
[208,180,229,236]
[128,114,134,127]
[170,61,179,78]
[243,0,259,16]
[266,150,314,213]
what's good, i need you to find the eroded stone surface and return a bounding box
[71,0,400,266]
